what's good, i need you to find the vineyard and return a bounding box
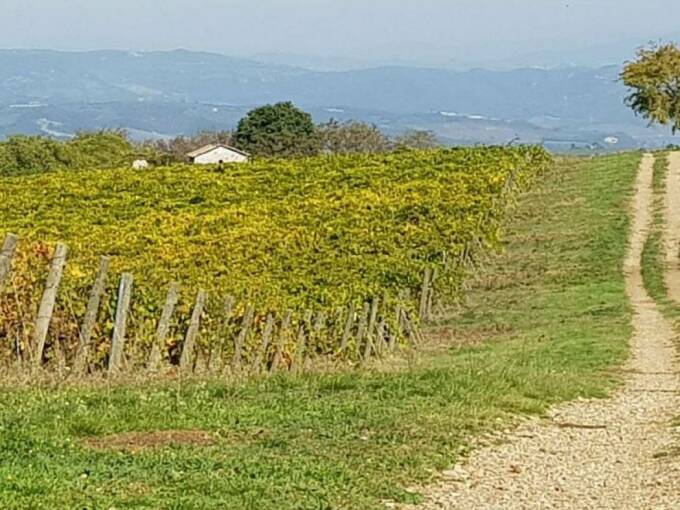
[0,147,551,373]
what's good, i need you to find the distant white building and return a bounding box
[186,144,250,165]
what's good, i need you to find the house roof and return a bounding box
[186,144,250,159]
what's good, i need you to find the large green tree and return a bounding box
[233,102,319,157]
[621,43,680,132]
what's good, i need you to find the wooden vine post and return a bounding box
[375,291,390,356]
[73,256,110,374]
[391,296,405,353]
[313,311,326,345]
[147,282,180,372]
[427,268,438,320]
[419,268,433,322]
[355,302,370,358]
[209,295,235,373]
[32,243,68,366]
[109,273,133,374]
[401,309,422,347]
[270,310,292,373]
[290,310,312,373]
[179,289,207,373]
[339,303,355,354]
[251,313,275,373]
[363,297,380,360]
[376,319,388,356]
[0,233,19,294]
[233,303,255,371]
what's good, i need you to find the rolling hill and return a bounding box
[0,49,674,149]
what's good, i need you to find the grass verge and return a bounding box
[641,152,673,310]
[639,151,680,456]
[0,153,640,509]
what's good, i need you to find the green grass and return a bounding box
[641,152,673,309]
[0,153,640,509]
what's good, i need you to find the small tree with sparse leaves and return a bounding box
[622,43,680,133]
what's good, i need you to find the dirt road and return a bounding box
[406,153,680,509]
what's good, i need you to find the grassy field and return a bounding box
[0,153,639,509]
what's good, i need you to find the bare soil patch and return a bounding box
[83,429,215,453]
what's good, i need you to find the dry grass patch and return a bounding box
[83,429,215,453]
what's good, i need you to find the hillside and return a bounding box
[0,152,641,508]
[0,49,674,148]
[0,148,549,368]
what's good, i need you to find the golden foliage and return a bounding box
[0,147,551,364]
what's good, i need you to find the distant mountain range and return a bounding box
[0,49,676,150]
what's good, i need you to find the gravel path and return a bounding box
[404,154,680,509]
[665,152,680,303]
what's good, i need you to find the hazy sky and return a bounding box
[1,0,679,66]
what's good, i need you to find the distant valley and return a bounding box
[0,49,676,150]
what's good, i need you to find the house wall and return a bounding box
[193,147,249,164]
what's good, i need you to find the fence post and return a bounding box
[73,256,110,374]
[313,311,326,354]
[109,273,133,374]
[233,303,255,370]
[0,233,19,293]
[147,282,180,372]
[427,268,438,320]
[270,310,292,373]
[290,310,312,373]
[419,268,432,322]
[401,311,422,347]
[339,303,355,354]
[391,296,405,353]
[251,313,275,373]
[313,311,326,334]
[179,289,206,373]
[355,302,370,359]
[377,320,389,355]
[332,306,344,341]
[32,242,68,366]
[363,297,380,360]
[209,295,235,373]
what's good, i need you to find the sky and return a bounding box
[1,0,679,68]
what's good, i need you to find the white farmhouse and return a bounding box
[186,144,250,165]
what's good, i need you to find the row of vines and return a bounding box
[0,147,552,373]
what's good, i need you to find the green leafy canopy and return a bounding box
[622,43,680,133]
[233,102,319,157]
